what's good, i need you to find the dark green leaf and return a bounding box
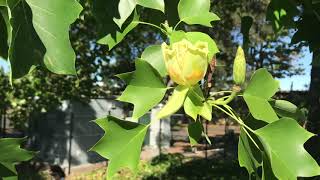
[90,116,148,180]
[25,0,82,75]
[177,0,220,27]
[0,7,8,59]
[118,59,167,120]
[0,138,35,179]
[7,0,45,79]
[238,127,261,176]
[188,120,203,146]
[141,45,167,77]
[243,68,279,123]
[255,118,320,179]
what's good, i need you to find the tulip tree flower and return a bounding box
[161,39,209,86]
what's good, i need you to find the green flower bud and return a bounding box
[161,39,209,86]
[233,46,246,85]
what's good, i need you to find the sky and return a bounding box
[0,52,313,91]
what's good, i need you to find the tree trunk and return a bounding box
[305,50,320,163]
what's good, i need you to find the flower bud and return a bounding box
[233,46,246,85]
[161,39,209,86]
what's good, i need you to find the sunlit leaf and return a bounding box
[184,85,212,121]
[141,45,167,77]
[114,0,164,28]
[157,85,189,119]
[243,68,279,123]
[25,0,82,75]
[269,99,306,122]
[178,0,219,27]
[0,138,35,179]
[255,118,320,179]
[90,116,148,180]
[118,59,167,120]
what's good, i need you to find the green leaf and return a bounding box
[261,152,278,180]
[7,0,45,79]
[141,45,167,77]
[177,0,220,27]
[0,7,8,59]
[0,138,35,179]
[188,120,203,146]
[90,116,148,180]
[255,118,320,179]
[98,11,139,50]
[118,59,167,120]
[137,0,164,13]
[0,0,5,6]
[25,0,82,75]
[184,85,212,121]
[114,0,164,28]
[269,99,306,122]
[157,85,189,119]
[170,31,219,61]
[116,71,134,84]
[243,68,279,123]
[238,127,262,176]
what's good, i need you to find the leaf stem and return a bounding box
[132,21,168,35]
[173,20,183,30]
[211,104,261,150]
[210,86,241,105]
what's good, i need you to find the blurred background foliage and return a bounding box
[0,0,319,163]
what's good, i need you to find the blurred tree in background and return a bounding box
[0,0,313,132]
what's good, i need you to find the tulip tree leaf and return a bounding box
[118,59,167,120]
[178,0,220,27]
[114,0,164,28]
[243,68,279,123]
[269,99,306,122]
[170,31,219,61]
[0,7,8,59]
[157,85,189,119]
[25,0,82,75]
[188,120,203,146]
[184,85,212,121]
[141,45,167,77]
[238,127,262,176]
[98,11,140,50]
[90,116,148,180]
[255,118,320,179]
[116,71,135,84]
[7,0,45,79]
[0,0,5,6]
[0,138,35,179]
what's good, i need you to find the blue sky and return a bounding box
[0,53,312,91]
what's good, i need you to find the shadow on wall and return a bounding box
[29,99,125,168]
